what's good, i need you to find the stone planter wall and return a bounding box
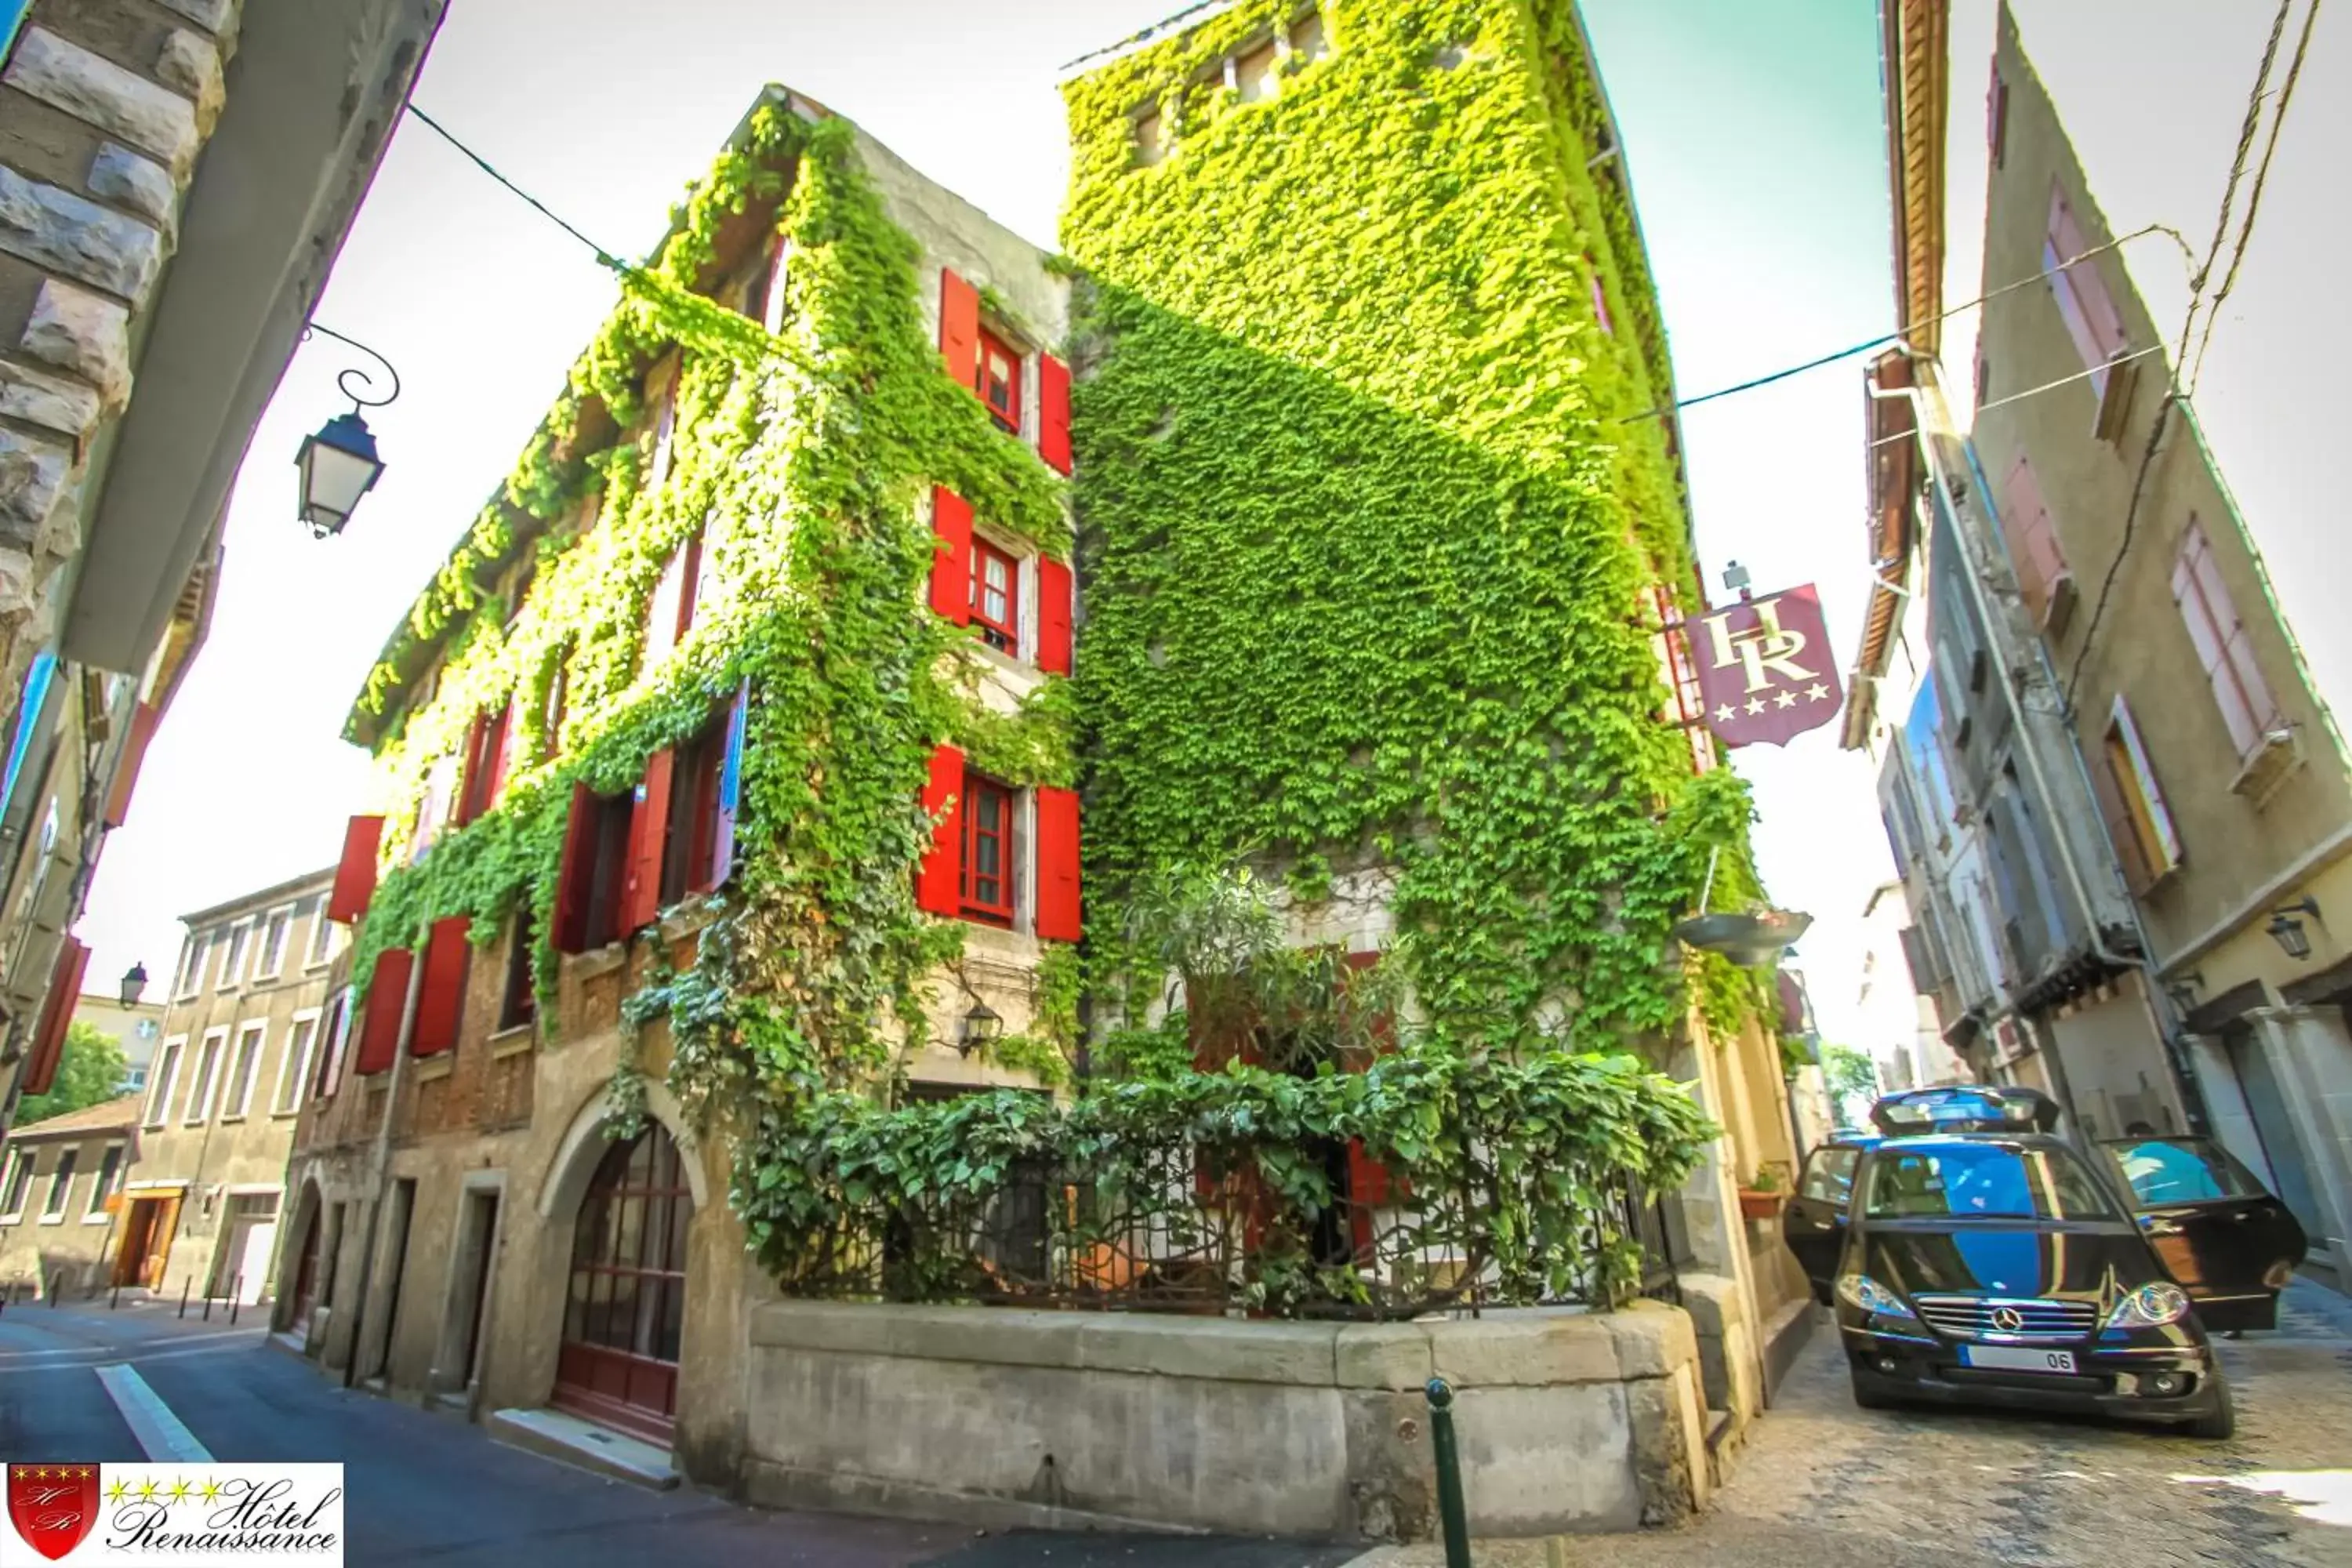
[739,1300,1712,1541]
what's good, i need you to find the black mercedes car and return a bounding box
[1783,1086,2305,1439]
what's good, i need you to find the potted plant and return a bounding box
[1738,1163,1790,1221]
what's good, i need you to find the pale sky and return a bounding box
[82,0,1912,1054]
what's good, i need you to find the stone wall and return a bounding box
[741,1300,1711,1541]
[0,0,238,703]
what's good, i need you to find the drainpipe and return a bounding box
[339,942,427,1389]
[1867,352,2207,1133]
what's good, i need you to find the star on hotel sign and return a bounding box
[1690,583,1843,749]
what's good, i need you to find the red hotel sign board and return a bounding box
[1690,584,1842,749]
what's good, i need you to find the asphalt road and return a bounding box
[0,1298,1356,1568]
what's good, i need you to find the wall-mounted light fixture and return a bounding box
[2266,897,2322,962]
[957,1000,1004,1056]
[118,962,148,1008]
[2163,970,2204,1018]
[296,323,401,539]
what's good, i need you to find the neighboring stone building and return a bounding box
[1958,3,2352,1281]
[118,866,339,1303]
[0,0,446,1140]
[1855,881,1965,1095]
[0,1090,136,1297]
[71,988,165,1092]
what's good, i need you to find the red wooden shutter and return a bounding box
[354,949,414,1076]
[622,750,674,934]
[1039,354,1073,474]
[327,815,385,925]
[488,702,516,808]
[454,713,491,826]
[552,784,599,954]
[20,936,89,1097]
[1033,786,1081,941]
[931,488,973,624]
[411,916,473,1058]
[103,702,159,829]
[1037,557,1073,677]
[939,268,981,390]
[916,744,964,916]
[702,682,750,891]
[1341,950,1396,1250]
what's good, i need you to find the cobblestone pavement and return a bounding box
[1359,1279,2352,1568]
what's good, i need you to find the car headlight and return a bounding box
[1835,1273,1917,1318]
[2106,1281,2190,1329]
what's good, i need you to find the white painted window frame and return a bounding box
[254,903,296,981]
[304,897,336,968]
[318,986,354,1101]
[173,932,208,999]
[216,919,253,991]
[2106,695,2183,873]
[85,1142,124,1223]
[222,1019,269,1121]
[0,1148,30,1221]
[145,1036,186,1128]
[39,1149,76,1222]
[273,1008,322,1117]
[184,1027,229,1124]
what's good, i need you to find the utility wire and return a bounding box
[1617,223,2194,425]
[403,103,630,273]
[2062,0,2313,714]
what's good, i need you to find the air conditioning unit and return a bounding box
[2093,356,2137,445]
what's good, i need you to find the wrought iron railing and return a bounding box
[768,1138,1683,1319]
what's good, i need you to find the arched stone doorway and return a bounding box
[549,1124,694,1443]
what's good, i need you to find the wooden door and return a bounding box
[551,1127,691,1444]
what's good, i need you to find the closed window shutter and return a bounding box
[1033,786,1081,941]
[1036,557,1073,676]
[916,744,964,916]
[20,936,89,1097]
[1340,950,1396,1254]
[939,268,981,391]
[1999,457,2068,622]
[622,750,675,934]
[707,681,750,890]
[327,815,385,924]
[354,949,414,1076]
[2045,186,2127,378]
[484,702,514,810]
[1039,354,1073,474]
[552,783,600,953]
[411,916,472,1058]
[931,488,973,624]
[2172,527,2268,757]
[103,701,159,829]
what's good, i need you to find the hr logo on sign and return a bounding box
[1690,583,1842,749]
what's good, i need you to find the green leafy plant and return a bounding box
[12,1022,129,1126]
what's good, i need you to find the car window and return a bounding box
[2100,1137,2270,1207]
[1862,1142,2117,1221]
[1799,1146,1860,1203]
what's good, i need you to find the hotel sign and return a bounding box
[1690,584,1842,749]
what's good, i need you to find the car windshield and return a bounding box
[1862,1142,2117,1221]
[2100,1137,2270,1207]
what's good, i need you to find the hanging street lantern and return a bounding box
[118,961,148,1008]
[2266,897,2321,961]
[296,322,401,539]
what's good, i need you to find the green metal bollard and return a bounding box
[1425,1376,1472,1568]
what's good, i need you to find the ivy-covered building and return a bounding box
[272,0,1806,1534]
[279,89,1080,1467]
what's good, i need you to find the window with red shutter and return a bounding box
[455,706,514,827]
[1037,556,1073,677]
[916,744,964,916]
[930,488,973,625]
[970,537,1020,655]
[978,326,1022,434]
[554,784,636,953]
[1034,786,1080,942]
[622,751,674,934]
[411,916,472,1058]
[20,937,89,1097]
[939,269,980,390]
[1339,949,1396,1259]
[2044,184,2127,393]
[327,815,384,925]
[961,772,1017,926]
[1039,354,1072,474]
[662,702,736,904]
[644,532,702,669]
[103,701,159,829]
[1999,456,2074,633]
[354,949,414,1076]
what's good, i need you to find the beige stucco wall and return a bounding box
[0,1118,133,1296]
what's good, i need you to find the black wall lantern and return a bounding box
[296,323,400,538]
[2266,897,2321,961]
[957,1000,1004,1056]
[118,961,148,1008]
